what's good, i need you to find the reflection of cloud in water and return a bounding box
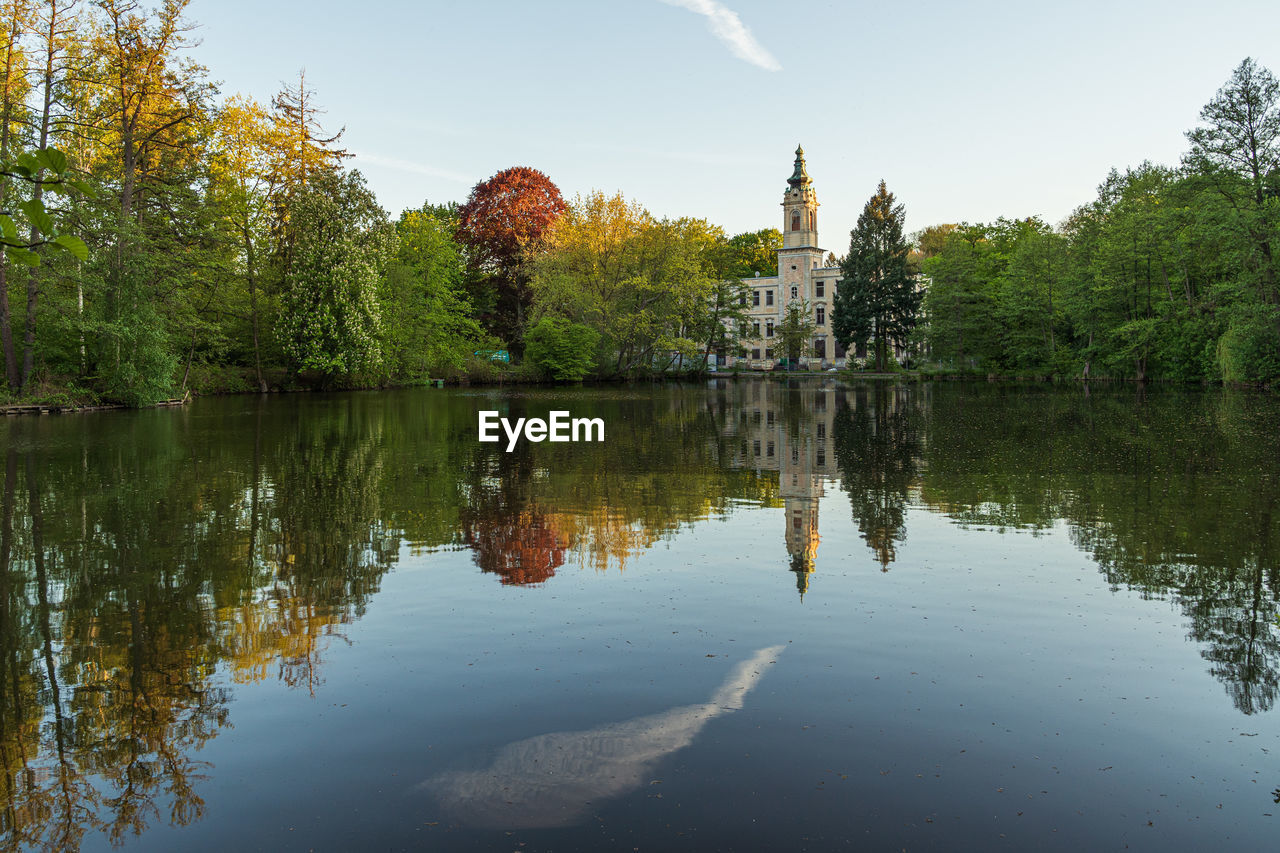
[423,645,785,828]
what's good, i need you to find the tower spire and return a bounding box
[787,144,811,188]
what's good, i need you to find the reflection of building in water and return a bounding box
[723,381,838,596]
[781,424,822,597]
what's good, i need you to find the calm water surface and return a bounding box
[1,380,1278,850]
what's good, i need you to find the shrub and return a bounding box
[1216,305,1280,385]
[523,318,600,381]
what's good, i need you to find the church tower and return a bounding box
[778,146,826,318]
[782,145,819,250]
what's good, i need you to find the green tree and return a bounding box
[1184,56,1280,304]
[379,204,487,379]
[775,296,815,364]
[833,180,921,371]
[524,316,599,381]
[722,228,781,278]
[921,224,999,370]
[530,191,721,376]
[277,170,393,377]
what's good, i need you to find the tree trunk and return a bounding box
[20,1,65,392]
[0,11,21,392]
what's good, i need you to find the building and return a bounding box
[726,146,846,369]
[719,379,835,596]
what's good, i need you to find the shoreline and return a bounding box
[4,369,1273,418]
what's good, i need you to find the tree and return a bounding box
[776,296,815,364]
[457,166,566,350]
[209,93,278,390]
[271,68,348,188]
[722,228,781,278]
[699,275,750,368]
[524,316,599,381]
[921,224,999,370]
[379,205,487,379]
[0,0,31,389]
[79,0,211,404]
[1185,57,1280,303]
[15,0,83,392]
[268,69,349,284]
[530,192,722,376]
[276,170,393,377]
[994,217,1068,373]
[833,180,921,371]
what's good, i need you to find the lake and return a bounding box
[1,379,1277,850]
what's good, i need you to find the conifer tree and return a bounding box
[833,180,920,371]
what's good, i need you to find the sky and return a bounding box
[185,0,1280,249]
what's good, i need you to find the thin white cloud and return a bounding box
[353,152,470,183]
[658,0,782,72]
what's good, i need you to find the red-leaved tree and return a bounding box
[457,167,566,351]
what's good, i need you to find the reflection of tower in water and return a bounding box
[725,381,836,597]
[781,420,823,598]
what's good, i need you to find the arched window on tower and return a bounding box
[790,211,800,231]
[809,211,816,230]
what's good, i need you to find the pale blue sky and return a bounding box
[188,0,1280,248]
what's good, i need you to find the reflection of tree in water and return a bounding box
[262,403,399,689]
[458,437,568,586]
[462,509,568,586]
[0,442,230,850]
[455,391,782,581]
[0,397,406,848]
[922,386,1280,716]
[831,384,922,570]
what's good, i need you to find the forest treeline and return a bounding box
[0,0,786,405]
[0,1,1276,404]
[916,58,1280,386]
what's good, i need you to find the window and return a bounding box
[766,321,774,338]
[767,410,775,426]
[791,211,800,231]
[752,409,761,423]
[753,439,761,456]
[739,292,747,306]
[766,290,774,306]
[751,348,760,360]
[816,281,825,297]
[793,511,802,530]
[738,322,747,337]
[816,423,826,439]
[765,347,773,359]
[766,441,775,457]
[791,447,799,463]
[815,338,826,358]
[815,392,827,413]
[817,450,825,467]
[790,285,798,300]
[809,211,816,230]
[816,306,825,326]
[752,322,760,337]
[753,290,760,307]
